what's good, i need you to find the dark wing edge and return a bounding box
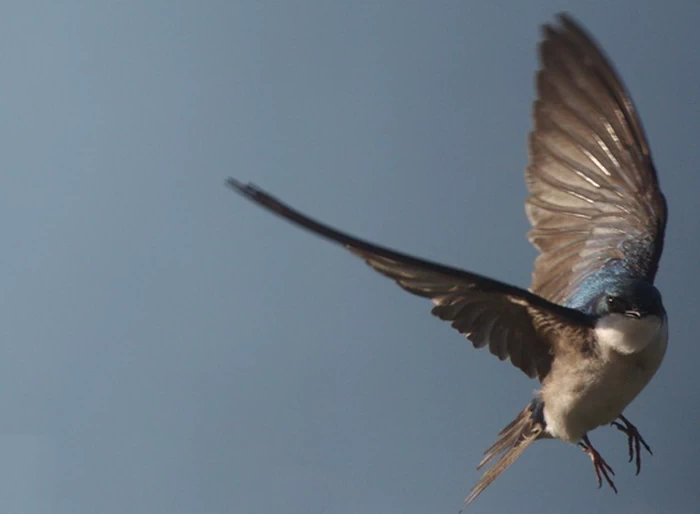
[526,13,667,305]
[228,179,593,380]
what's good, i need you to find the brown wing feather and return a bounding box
[526,14,667,305]
[228,179,593,380]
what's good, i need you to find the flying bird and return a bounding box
[228,13,668,506]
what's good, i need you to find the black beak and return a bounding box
[624,310,642,319]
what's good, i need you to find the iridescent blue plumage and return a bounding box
[565,265,664,317]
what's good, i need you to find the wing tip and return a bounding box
[226,177,257,197]
[540,12,590,51]
[555,11,575,26]
[539,11,569,36]
[226,178,290,216]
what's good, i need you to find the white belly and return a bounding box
[541,316,668,443]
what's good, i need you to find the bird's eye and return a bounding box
[606,296,627,313]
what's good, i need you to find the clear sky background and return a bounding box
[2,1,699,513]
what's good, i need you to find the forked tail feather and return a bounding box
[463,401,546,506]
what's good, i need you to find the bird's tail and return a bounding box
[463,401,546,506]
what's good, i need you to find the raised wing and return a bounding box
[526,14,667,307]
[228,180,593,380]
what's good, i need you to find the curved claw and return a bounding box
[579,435,618,494]
[611,414,653,475]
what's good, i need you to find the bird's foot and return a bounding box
[579,435,617,493]
[611,414,652,475]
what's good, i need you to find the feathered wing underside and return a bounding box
[228,180,592,380]
[463,403,546,506]
[526,14,667,305]
[348,248,559,379]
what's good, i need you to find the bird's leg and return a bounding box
[579,434,617,493]
[611,414,653,475]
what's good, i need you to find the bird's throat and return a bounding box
[594,314,665,354]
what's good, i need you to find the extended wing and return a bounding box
[228,180,593,380]
[526,14,667,307]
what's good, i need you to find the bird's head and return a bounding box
[595,279,665,320]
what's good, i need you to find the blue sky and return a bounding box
[2,1,700,513]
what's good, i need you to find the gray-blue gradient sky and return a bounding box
[3,1,700,513]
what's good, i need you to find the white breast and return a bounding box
[542,316,668,443]
[594,314,664,354]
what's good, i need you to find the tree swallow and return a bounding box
[227,13,668,507]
